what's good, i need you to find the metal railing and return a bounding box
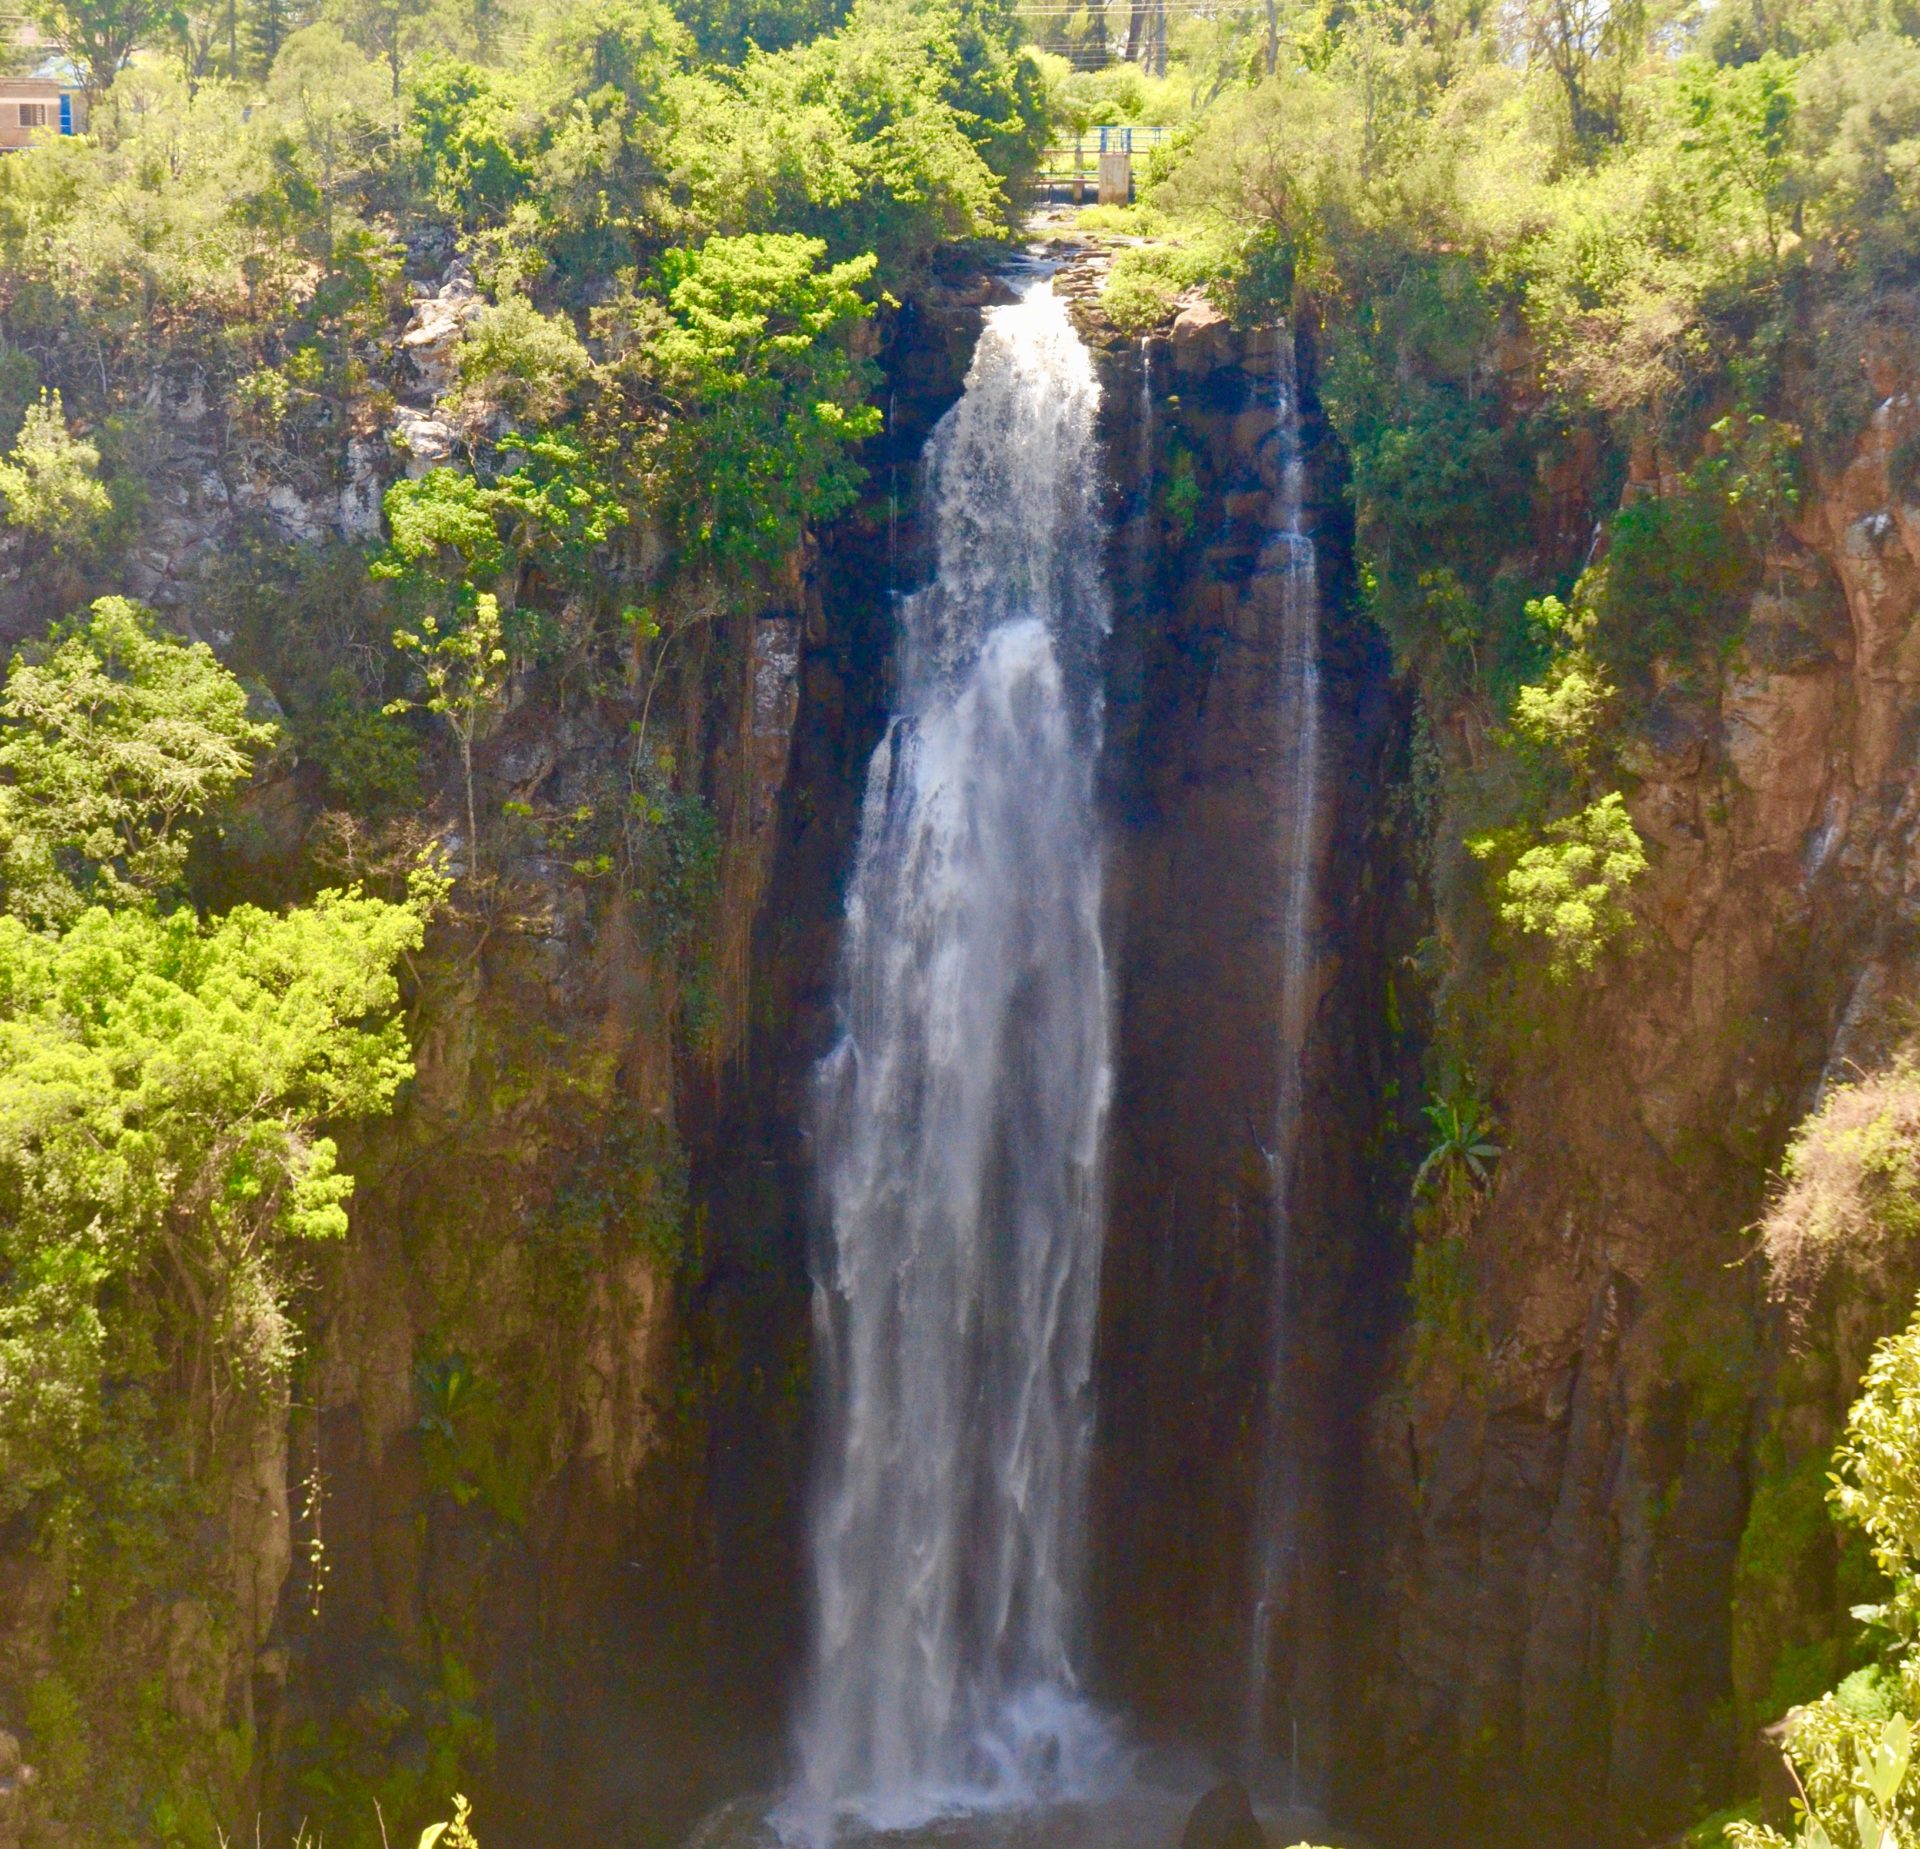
[1031,125,1174,203]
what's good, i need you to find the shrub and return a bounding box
[1471,790,1648,980]
[0,597,276,926]
[1764,1058,1920,1312]
[0,390,111,548]
[452,295,592,426]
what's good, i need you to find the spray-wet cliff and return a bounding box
[1057,259,1401,1794]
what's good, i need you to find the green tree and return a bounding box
[1679,52,1803,260]
[0,390,111,553]
[0,605,440,1513]
[27,0,171,99]
[452,293,592,425]
[1517,0,1648,147]
[0,875,438,1506]
[0,597,275,927]
[387,588,507,868]
[1729,1303,1920,1849]
[1471,791,1649,980]
[650,231,881,567]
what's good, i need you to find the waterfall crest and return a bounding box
[1242,333,1326,1781]
[787,274,1115,1843]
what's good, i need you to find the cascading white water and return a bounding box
[1242,333,1326,1783]
[785,273,1115,1845]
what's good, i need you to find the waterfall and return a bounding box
[1242,332,1325,1785]
[785,273,1115,1844]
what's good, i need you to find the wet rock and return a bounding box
[1181,1779,1266,1849]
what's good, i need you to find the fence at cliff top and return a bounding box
[1032,126,1174,205]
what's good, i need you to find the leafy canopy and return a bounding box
[0,597,276,928]
[0,391,111,549]
[650,231,881,567]
[0,606,440,1519]
[1472,791,1649,981]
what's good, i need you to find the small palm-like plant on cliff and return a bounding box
[1415,1093,1501,1229]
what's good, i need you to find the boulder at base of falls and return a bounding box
[1180,1779,1266,1849]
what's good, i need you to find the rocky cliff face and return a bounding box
[0,240,994,1849]
[1041,248,1406,1796]
[1346,366,1920,1847]
[268,275,1003,1848]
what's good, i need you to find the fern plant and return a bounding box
[1415,1093,1501,1230]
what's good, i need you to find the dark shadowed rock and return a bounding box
[1756,1717,1807,1832]
[1182,1779,1267,1849]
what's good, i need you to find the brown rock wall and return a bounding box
[1352,377,1920,1848]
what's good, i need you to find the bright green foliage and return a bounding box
[0,57,401,404]
[1835,1316,1920,1647]
[376,438,631,861]
[267,25,397,196]
[0,875,437,1511]
[0,598,276,927]
[651,232,881,567]
[1747,1704,1913,1849]
[376,437,627,635]
[0,606,439,1836]
[1101,230,1230,333]
[0,600,440,1519]
[670,0,1039,274]
[389,590,508,864]
[0,391,111,548]
[1506,596,1617,780]
[1677,53,1802,262]
[488,429,632,574]
[383,470,510,591]
[1797,35,1920,272]
[409,58,535,223]
[1728,1302,1920,1849]
[1473,791,1648,980]
[1509,656,1613,770]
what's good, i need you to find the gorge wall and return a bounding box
[1040,251,1920,1849]
[1341,342,1920,1847]
[7,226,1920,1849]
